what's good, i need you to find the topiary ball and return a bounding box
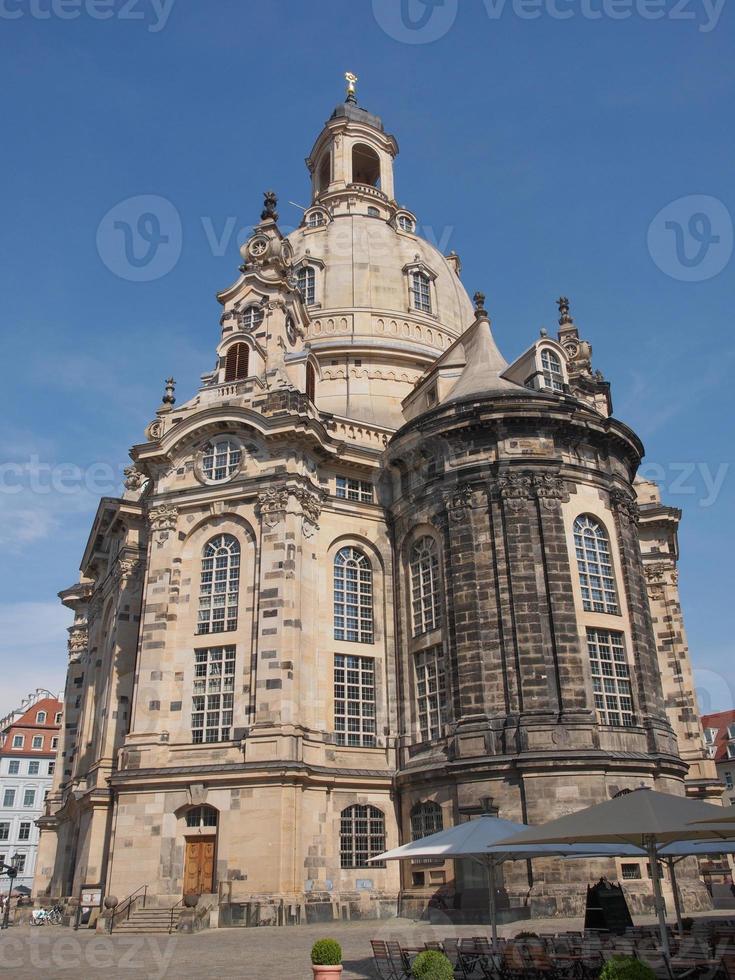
[411,949,455,980]
[311,938,343,966]
[600,955,657,980]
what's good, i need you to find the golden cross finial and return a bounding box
[345,71,358,103]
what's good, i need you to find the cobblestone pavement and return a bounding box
[2,911,732,980]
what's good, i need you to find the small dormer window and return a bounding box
[398,215,415,232]
[541,349,564,392]
[307,211,325,228]
[411,271,432,314]
[297,266,316,305]
[241,305,264,332]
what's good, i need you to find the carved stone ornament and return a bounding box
[609,489,640,527]
[293,486,325,537]
[67,624,88,660]
[145,419,164,442]
[532,472,566,508]
[257,487,290,527]
[114,555,144,587]
[148,504,179,542]
[444,484,475,523]
[123,465,147,492]
[644,561,677,591]
[495,472,533,509]
[644,562,667,584]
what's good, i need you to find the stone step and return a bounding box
[114,908,182,934]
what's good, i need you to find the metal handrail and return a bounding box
[108,884,147,934]
[169,897,184,934]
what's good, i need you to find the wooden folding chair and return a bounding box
[371,940,404,980]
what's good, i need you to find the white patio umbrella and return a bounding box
[654,838,735,934]
[370,814,645,943]
[494,788,735,956]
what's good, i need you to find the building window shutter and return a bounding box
[224,343,249,382]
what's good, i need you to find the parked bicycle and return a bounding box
[30,904,64,926]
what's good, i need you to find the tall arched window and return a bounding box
[574,515,619,614]
[198,534,240,634]
[411,801,443,841]
[224,343,249,382]
[340,804,385,868]
[411,271,432,313]
[305,362,316,403]
[541,348,564,392]
[241,305,264,331]
[202,438,241,482]
[410,536,441,636]
[297,266,316,305]
[334,547,373,643]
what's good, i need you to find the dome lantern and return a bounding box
[305,78,399,207]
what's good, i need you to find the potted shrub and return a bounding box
[600,956,656,980]
[411,949,454,980]
[310,938,343,979]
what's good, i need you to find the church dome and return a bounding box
[283,94,475,430]
[287,215,473,337]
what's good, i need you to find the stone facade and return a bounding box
[35,89,717,923]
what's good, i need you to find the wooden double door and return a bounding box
[183,836,216,895]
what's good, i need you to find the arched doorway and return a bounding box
[183,805,218,896]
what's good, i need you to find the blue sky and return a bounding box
[0,0,732,715]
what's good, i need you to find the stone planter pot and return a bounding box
[103,896,117,910]
[312,967,343,980]
[183,894,199,909]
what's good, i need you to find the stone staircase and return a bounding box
[114,905,182,934]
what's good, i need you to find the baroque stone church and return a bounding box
[36,82,719,923]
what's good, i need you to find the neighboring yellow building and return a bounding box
[35,86,719,927]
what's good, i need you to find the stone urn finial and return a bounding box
[473,291,487,316]
[261,190,278,222]
[557,295,573,325]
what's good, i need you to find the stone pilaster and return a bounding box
[437,484,489,725]
[609,489,673,749]
[492,471,559,720]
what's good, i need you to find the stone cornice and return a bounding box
[109,758,394,790]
